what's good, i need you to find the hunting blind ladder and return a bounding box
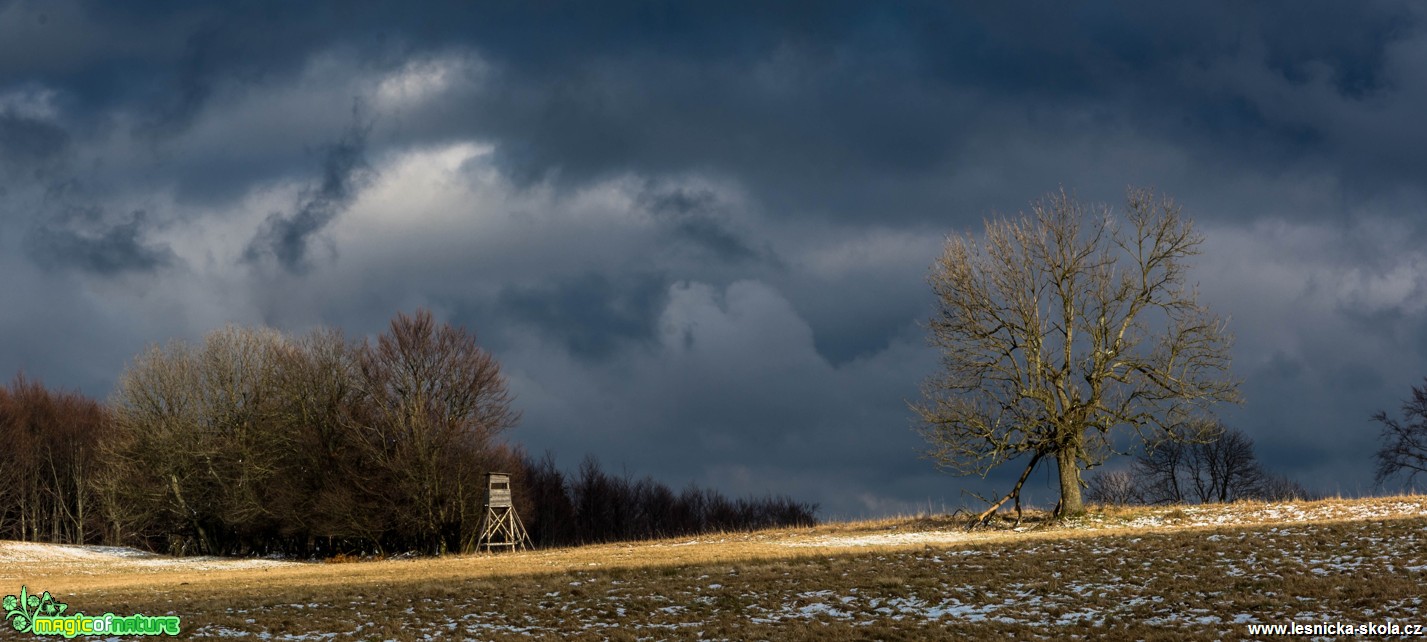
[477,472,531,552]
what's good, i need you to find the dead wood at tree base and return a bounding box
[970,452,1042,529]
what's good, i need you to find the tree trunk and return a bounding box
[1056,446,1084,517]
[169,474,212,555]
[74,468,86,545]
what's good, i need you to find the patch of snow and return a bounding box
[784,531,972,548]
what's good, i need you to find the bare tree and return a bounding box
[107,327,294,554]
[914,187,1240,520]
[270,327,385,553]
[354,309,520,554]
[1373,379,1427,488]
[1186,425,1264,503]
[1136,423,1264,504]
[1134,430,1189,504]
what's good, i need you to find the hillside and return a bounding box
[5,495,1427,640]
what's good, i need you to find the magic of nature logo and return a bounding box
[4,585,180,637]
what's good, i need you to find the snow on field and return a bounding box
[0,540,299,573]
[0,541,161,562]
[1097,498,1427,530]
[784,530,976,548]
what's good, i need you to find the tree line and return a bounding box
[520,453,817,547]
[0,375,111,545]
[0,310,815,557]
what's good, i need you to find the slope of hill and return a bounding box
[5,495,1426,640]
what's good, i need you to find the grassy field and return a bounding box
[4,496,1427,640]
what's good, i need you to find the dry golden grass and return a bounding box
[5,495,1427,640]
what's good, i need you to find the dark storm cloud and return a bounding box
[143,21,222,137]
[14,2,1422,218]
[638,186,762,263]
[128,3,372,138]
[244,117,372,273]
[392,2,1422,222]
[27,207,174,275]
[0,110,69,174]
[498,272,670,361]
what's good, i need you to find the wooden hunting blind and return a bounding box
[477,472,531,551]
[487,473,513,507]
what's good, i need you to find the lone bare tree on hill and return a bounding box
[914,187,1240,521]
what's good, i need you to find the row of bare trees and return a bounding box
[0,309,819,556]
[101,311,521,556]
[0,311,533,556]
[0,376,113,544]
[1085,423,1312,506]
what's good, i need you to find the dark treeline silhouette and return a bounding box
[519,453,817,548]
[0,310,818,557]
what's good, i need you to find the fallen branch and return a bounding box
[971,451,1043,529]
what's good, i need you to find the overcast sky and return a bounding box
[3,1,1426,517]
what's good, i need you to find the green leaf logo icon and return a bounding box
[3,586,68,634]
